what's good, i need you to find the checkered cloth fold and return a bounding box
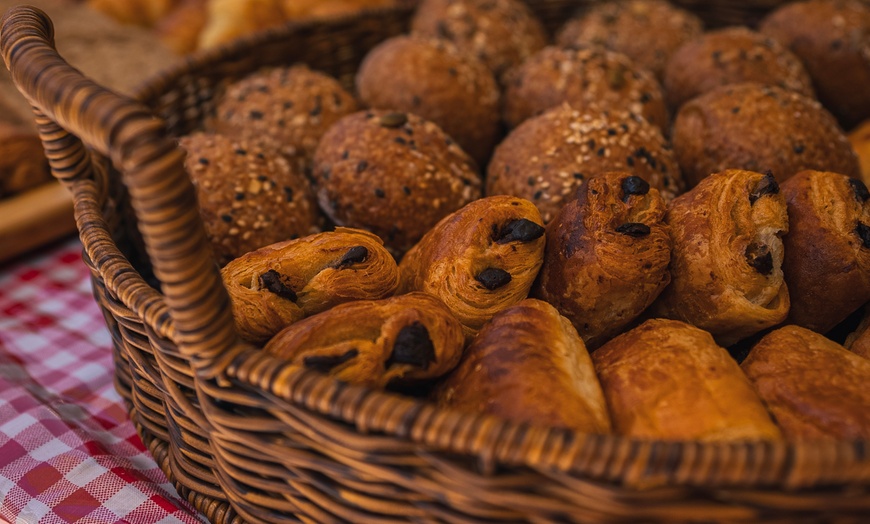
[0,237,206,524]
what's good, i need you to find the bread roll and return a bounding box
[650,170,789,346]
[436,299,611,433]
[845,307,870,360]
[742,325,870,441]
[593,319,781,441]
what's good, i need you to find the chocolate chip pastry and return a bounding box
[264,292,465,388]
[436,299,611,433]
[742,325,870,441]
[592,319,782,441]
[649,170,789,346]
[221,228,399,344]
[534,173,671,350]
[780,170,870,333]
[398,195,546,338]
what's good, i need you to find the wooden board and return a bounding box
[0,182,76,264]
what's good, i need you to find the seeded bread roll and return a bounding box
[180,132,323,266]
[356,35,500,165]
[502,46,669,132]
[593,319,782,441]
[410,0,547,83]
[742,325,870,441]
[436,299,611,433]
[534,173,671,349]
[663,27,815,111]
[845,306,870,359]
[264,292,465,388]
[650,170,790,347]
[556,0,703,81]
[398,195,546,339]
[673,83,860,188]
[850,119,870,186]
[209,65,358,171]
[760,0,870,129]
[221,228,399,344]
[487,105,683,222]
[313,110,481,256]
[780,170,870,333]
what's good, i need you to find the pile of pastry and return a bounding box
[178,0,870,442]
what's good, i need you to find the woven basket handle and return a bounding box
[1,6,240,377]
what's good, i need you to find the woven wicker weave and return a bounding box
[2,1,869,522]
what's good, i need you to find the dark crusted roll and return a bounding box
[742,325,870,441]
[534,172,671,349]
[436,299,611,433]
[221,228,399,344]
[264,292,465,388]
[398,195,546,338]
[780,170,870,333]
[593,319,782,441]
[650,170,790,346]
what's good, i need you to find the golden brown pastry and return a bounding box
[398,195,545,338]
[154,0,208,54]
[221,228,399,344]
[850,119,870,187]
[410,0,547,83]
[556,0,703,81]
[436,299,611,433]
[209,65,358,171]
[179,132,323,266]
[672,83,860,188]
[593,318,782,441]
[760,0,870,129]
[534,173,671,349]
[356,35,500,165]
[741,325,870,441]
[845,306,870,359]
[502,46,669,132]
[487,105,683,222]
[312,110,481,256]
[0,123,52,198]
[649,170,790,347]
[87,0,179,27]
[663,27,815,111]
[264,292,465,388]
[780,170,870,333]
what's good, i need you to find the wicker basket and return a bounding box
[2,1,869,522]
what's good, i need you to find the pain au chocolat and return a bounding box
[649,170,789,346]
[534,172,671,350]
[221,228,399,344]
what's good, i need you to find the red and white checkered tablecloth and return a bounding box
[0,237,207,524]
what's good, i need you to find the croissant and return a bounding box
[742,325,870,441]
[534,172,671,349]
[780,170,870,333]
[398,195,546,338]
[436,299,611,433]
[264,292,465,388]
[592,319,782,441]
[221,228,399,344]
[649,170,789,346]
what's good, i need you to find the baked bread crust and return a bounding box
[398,195,545,338]
[221,228,399,344]
[780,170,870,333]
[534,172,671,349]
[436,299,611,433]
[741,325,870,441]
[649,169,790,346]
[264,292,465,388]
[845,307,870,360]
[593,318,782,441]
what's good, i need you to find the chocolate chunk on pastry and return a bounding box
[264,292,464,388]
[398,195,545,338]
[742,325,870,441]
[221,228,399,344]
[436,299,611,433]
[780,170,870,333]
[534,173,671,350]
[593,319,782,441]
[650,169,789,346]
